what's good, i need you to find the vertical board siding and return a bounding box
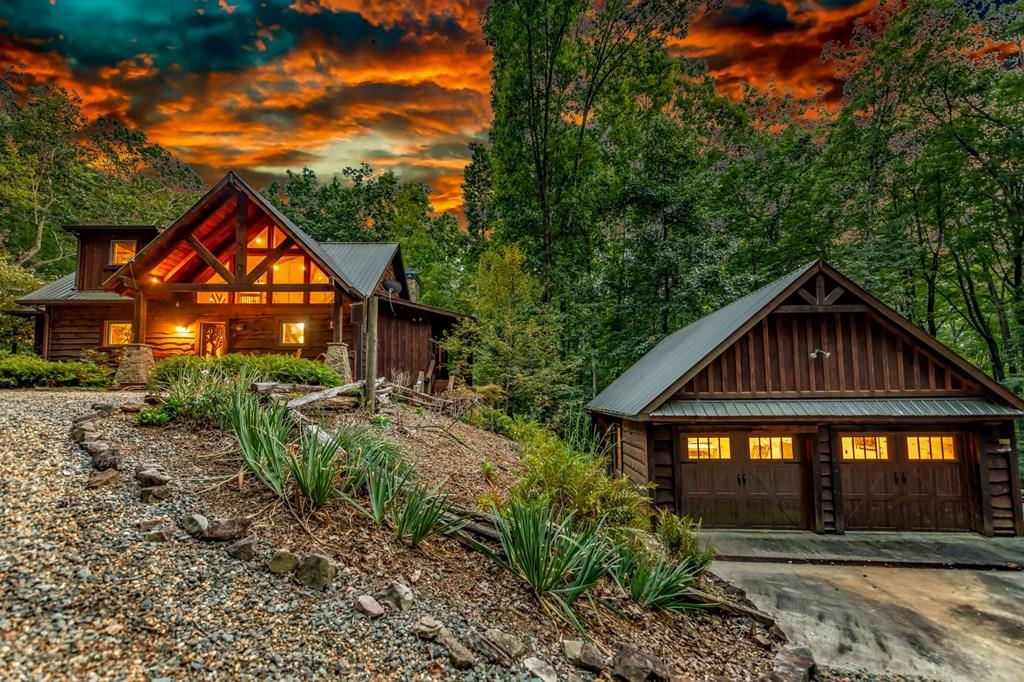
[651,425,675,511]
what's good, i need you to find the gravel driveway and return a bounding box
[0,390,528,680]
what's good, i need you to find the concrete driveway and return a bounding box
[714,562,1024,681]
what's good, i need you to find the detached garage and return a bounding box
[588,260,1024,536]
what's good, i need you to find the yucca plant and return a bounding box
[289,428,342,508]
[226,384,291,497]
[365,463,411,526]
[488,501,613,631]
[610,544,701,612]
[390,483,462,547]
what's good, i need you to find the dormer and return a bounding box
[64,225,160,290]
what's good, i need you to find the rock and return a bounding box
[267,549,299,574]
[753,631,773,650]
[523,656,557,682]
[72,411,104,425]
[81,441,111,456]
[355,595,385,618]
[143,394,161,405]
[120,402,145,413]
[70,423,97,442]
[90,403,115,415]
[202,516,253,541]
[294,554,336,590]
[85,469,120,489]
[144,523,175,542]
[139,485,171,503]
[182,513,209,537]
[135,462,167,476]
[91,450,122,471]
[379,581,414,611]
[135,468,170,487]
[768,623,787,642]
[139,517,170,531]
[437,627,476,669]
[413,616,442,640]
[563,639,607,673]
[611,645,671,682]
[226,537,256,561]
[765,644,815,682]
[466,627,525,667]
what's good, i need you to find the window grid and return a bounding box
[686,436,730,460]
[104,321,133,346]
[110,240,136,265]
[907,435,955,461]
[749,436,794,460]
[841,436,889,460]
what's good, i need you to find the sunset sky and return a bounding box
[0,0,874,213]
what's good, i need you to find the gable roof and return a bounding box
[318,242,401,297]
[16,273,130,305]
[588,260,1024,418]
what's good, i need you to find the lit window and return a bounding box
[309,263,333,304]
[197,268,229,304]
[749,436,794,460]
[248,227,268,248]
[907,436,955,461]
[687,436,730,460]
[280,321,305,346]
[105,321,133,345]
[110,240,136,265]
[841,436,889,460]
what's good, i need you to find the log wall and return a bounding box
[47,304,133,361]
[621,419,648,485]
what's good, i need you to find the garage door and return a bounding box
[679,433,808,529]
[841,433,972,531]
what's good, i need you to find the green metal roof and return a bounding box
[317,242,400,297]
[650,398,1024,419]
[587,261,817,418]
[16,274,130,304]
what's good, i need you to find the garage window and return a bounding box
[749,436,794,460]
[907,435,955,461]
[686,436,730,460]
[841,436,888,460]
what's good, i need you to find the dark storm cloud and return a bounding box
[703,1,803,34]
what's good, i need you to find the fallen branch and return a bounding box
[251,381,327,395]
[285,380,372,410]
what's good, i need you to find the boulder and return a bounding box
[73,411,104,425]
[92,450,122,472]
[267,549,299,574]
[90,403,116,415]
[139,485,171,503]
[611,645,671,682]
[81,441,111,456]
[70,423,98,443]
[563,639,607,673]
[182,513,209,537]
[120,402,145,413]
[465,627,525,667]
[763,644,815,682]
[355,595,385,618]
[85,469,120,489]
[139,517,170,531]
[437,627,476,670]
[135,468,170,487]
[379,581,414,611]
[202,516,253,541]
[413,616,442,640]
[226,537,257,561]
[144,523,175,542]
[523,656,557,682]
[294,554,336,590]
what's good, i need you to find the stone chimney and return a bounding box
[405,270,421,303]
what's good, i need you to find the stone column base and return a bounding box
[324,342,353,384]
[114,344,155,387]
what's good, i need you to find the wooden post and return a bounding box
[132,290,148,344]
[332,291,343,342]
[365,295,378,411]
[234,191,248,280]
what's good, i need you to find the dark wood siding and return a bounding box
[47,304,132,361]
[650,425,675,511]
[982,423,1024,536]
[621,419,648,485]
[76,229,157,290]
[677,311,984,398]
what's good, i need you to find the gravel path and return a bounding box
[0,390,536,681]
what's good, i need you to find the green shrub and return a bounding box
[148,353,342,391]
[370,414,391,428]
[289,429,342,509]
[510,420,651,540]
[463,405,516,438]
[390,482,461,547]
[136,408,172,426]
[154,362,236,427]
[0,355,111,388]
[654,510,716,573]
[225,386,292,497]
[610,544,701,612]
[365,463,411,526]
[488,501,613,631]
[481,458,498,483]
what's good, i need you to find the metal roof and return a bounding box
[587,261,818,417]
[651,398,1024,419]
[16,274,131,304]
[317,242,400,297]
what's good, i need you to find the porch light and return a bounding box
[175,325,189,334]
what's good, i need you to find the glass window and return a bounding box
[197,267,229,304]
[907,436,955,461]
[248,227,268,248]
[280,321,305,346]
[309,263,333,304]
[110,240,136,265]
[247,254,268,285]
[841,436,889,460]
[272,255,305,304]
[686,436,731,460]
[104,321,133,345]
[749,436,794,460]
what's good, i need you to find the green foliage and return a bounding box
[480,458,498,484]
[488,501,614,631]
[463,405,515,438]
[0,255,40,354]
[365,463,410,526]
[136,408,172,427]
[225,387,292,497]
[289,429,342,509]
[370,414,391,428]
[390,482,460,547]
[655,510,716,573]
[609,544,701,613]
[153,362,236,428]
[0,355,110,388]
[148,353,342,391]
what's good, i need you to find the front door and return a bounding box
[840,432,971,531]
[198,321,227,357]
[678,432,808,529]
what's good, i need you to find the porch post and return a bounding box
[365,295,378,411]
[133,290,148,344]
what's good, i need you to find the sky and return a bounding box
[0,0,875,213]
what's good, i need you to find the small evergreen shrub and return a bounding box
[654,510,716,572]
[0,355,111,388]
[480,458,498,483]
[136,407,172,426]
[148,353,342,391]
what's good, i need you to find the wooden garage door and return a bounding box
[841,433,971,531]
[679,433,808,529]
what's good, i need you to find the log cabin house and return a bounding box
[15,172,463,390]
[588,260,1024,536]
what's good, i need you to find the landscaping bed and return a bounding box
[0,389,783,680]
